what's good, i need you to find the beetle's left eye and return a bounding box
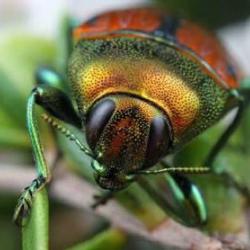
[85,99,116,150]
[143,116,172,168]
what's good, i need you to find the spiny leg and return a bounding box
[13,75,82,226]
[13,92,50,226]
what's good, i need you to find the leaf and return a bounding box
[22,189,49,250]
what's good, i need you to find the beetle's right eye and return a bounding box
[143,116,173,168]
[86,99,115,150]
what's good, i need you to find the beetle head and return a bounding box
[85,95,173,190]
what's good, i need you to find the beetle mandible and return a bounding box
[14,8,250,227]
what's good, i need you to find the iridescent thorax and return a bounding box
[69,38,232,148]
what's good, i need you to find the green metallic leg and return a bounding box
[14,92,50,226]
[135,161,207,226]
[137,173,207,227]
[13,80,83,225]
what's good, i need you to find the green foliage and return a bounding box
[22,189,49,250]
[0,35,56,149]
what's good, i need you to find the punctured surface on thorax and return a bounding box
[68,37,231,149]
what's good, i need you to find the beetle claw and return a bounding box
[13,187,33,226]
[13,175,46,226]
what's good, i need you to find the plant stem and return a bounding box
[22,189,49,250]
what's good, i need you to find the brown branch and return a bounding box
[0,164,249,250]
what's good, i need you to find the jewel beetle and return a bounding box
[14,8,250,227]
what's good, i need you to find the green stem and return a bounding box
[22,189,49,250]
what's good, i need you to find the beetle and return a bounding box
[14,8,250,227]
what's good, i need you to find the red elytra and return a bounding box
[74,8,162,38]
[74,8,241,89]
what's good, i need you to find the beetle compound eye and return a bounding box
[144,116,172,168]
[86,99,115,150]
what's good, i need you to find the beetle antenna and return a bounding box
[137,166,210,175]
[42,114,94,158]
